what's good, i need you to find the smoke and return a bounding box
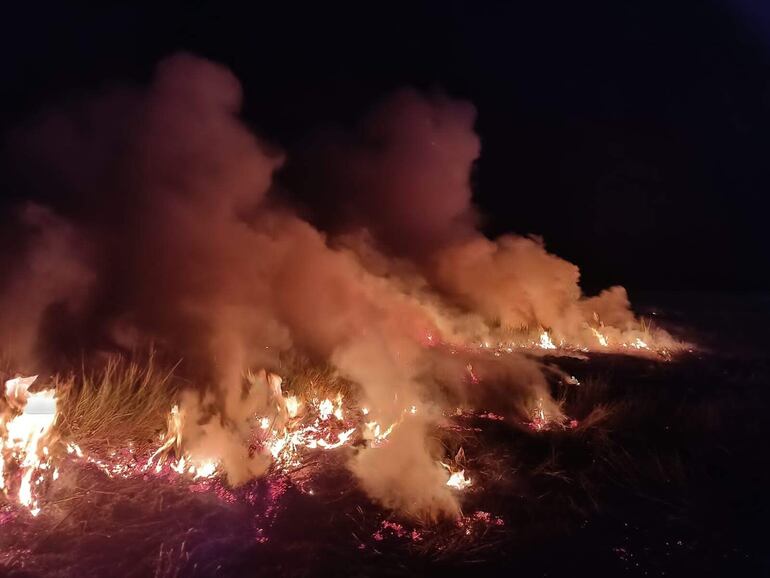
[0,53,662,517]
[350,414,459,520]
[287,87,480,257]
[0,204,92,369]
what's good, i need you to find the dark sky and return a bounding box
[2,0,769,292]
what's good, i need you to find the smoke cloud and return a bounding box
[0,53,665,517]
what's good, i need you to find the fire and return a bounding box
[259,388,364,467]
[316,428,356,450]
[463,318,677,357]
[527,398,552,432]
[364,420,397,445]
[285,395,301,418]
[194,461,217,478]
[145,405,219,479]
[361,403,422,446]
[1,376,58,516]
[318,398,334,420]
[0,329,675,520]
[446,469,472,490]
[441,461,472,490]
[333,395,344,420]
[590,327,609,347]
[539,330,557,350]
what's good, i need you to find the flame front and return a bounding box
[0,317,680,519]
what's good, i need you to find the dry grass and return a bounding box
[47,350,358,457]
[55,353,179,453]
[278,353,358,402]
[496,322,541,343]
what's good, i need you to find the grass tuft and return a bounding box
[55,352,179,453]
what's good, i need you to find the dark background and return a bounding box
[1,0,768,292]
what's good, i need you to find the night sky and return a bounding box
[2,0,768,292]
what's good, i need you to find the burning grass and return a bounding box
[4,333,764,577]
[0,341,676,522]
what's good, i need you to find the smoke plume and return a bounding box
[0,53,665,517]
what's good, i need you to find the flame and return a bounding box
[147,404,183,467]
[263,390,360,467]
[1,376,57,516]
[318,398,334,420]
[333,395,344,420]
[364,420,397,444]
[0,364,580,519]
[316,428,356,450]
[192,460,217,479]
[446,469,472,490]
[4,375,39,408]
[590,327,609,347]
[527,398,551,432]
[440,461,472,490]
[285,395,301,418]
[1,347,661,519]
[145,405,218,479]
[539,330,557,350]
[464,317,677,357]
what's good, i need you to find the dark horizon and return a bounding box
[2,0,769,293]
